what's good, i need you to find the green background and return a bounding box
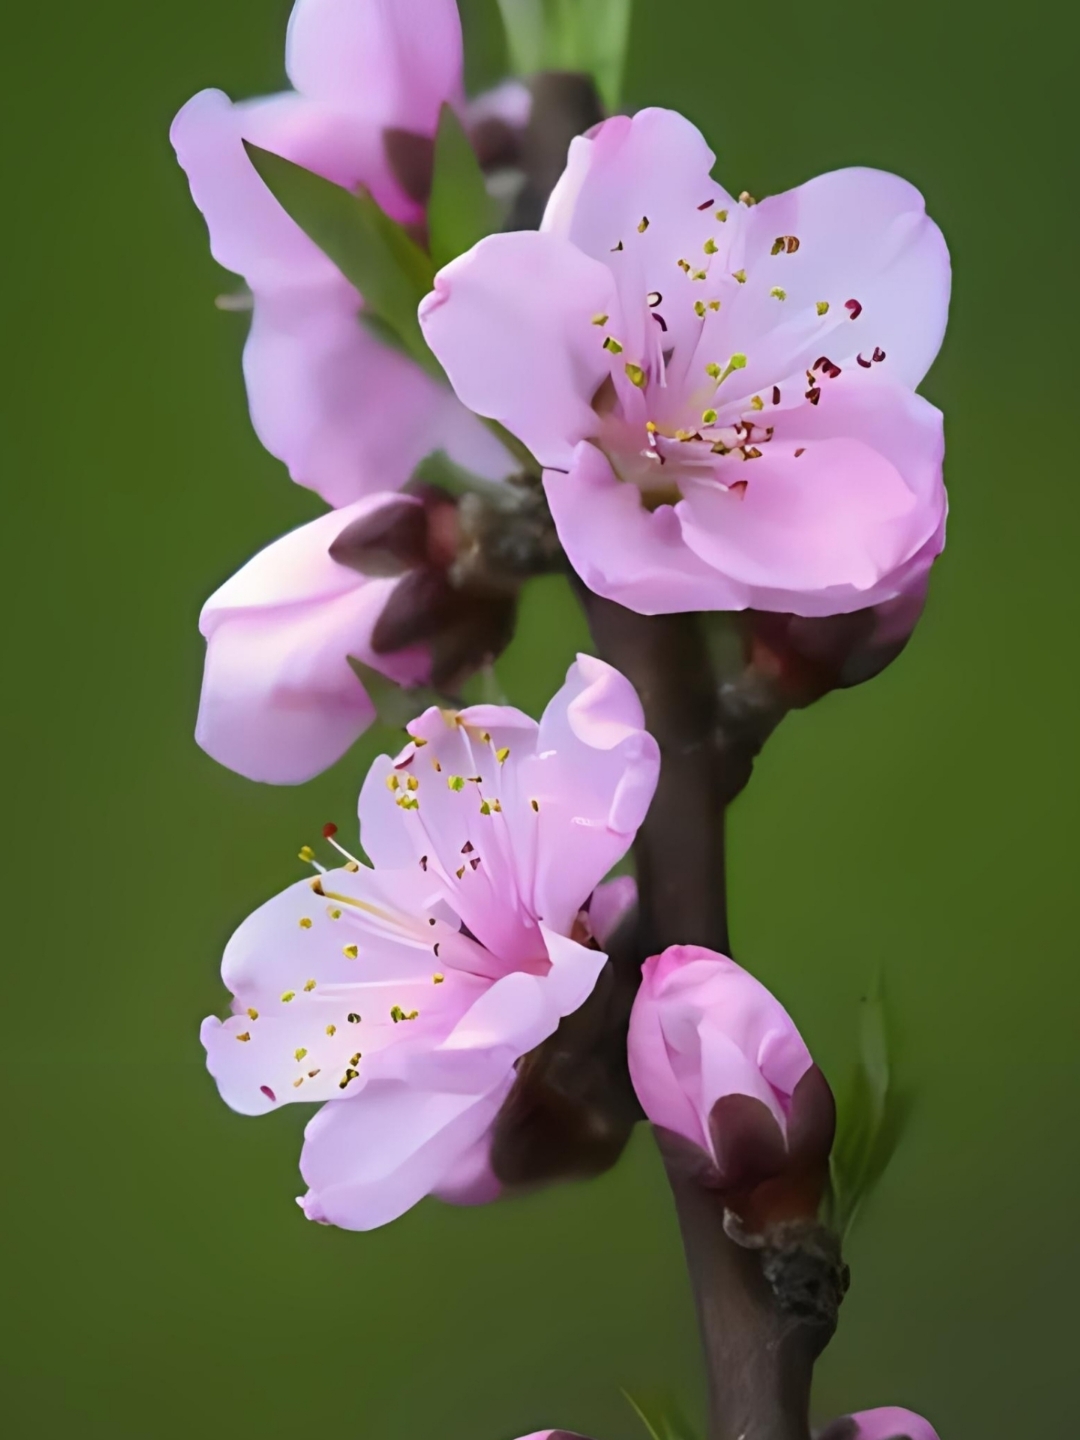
[4,0,1076,1435]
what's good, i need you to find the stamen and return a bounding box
[873,347,886,362]
[845,298,863,320]
[769,287,787,300]
[698,198,715,210]
[322,827,364,869]
[299,917,313,930]
[647,292,663,306]
[603,336,624,354]
[732,269,747,284]
[702,408,718,424]
[772,386,781,405]
[638,216,650,232]
[625,362,647,388]
[703,238,718,254]
[715,209,728,222]
[770,235,801,255]
[591,313,609,326]
[816,301,830,316]
[750,396,764,411]
[738,191,757,206]
[795,447,806,457]
[694,300,707,318]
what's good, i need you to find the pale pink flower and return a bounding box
[627,946,834,1209]
[201,657,659,1229]
[171,0,511,508]
[821,1408,940,1440]
[420,108,950,618]
[196,493,437,785]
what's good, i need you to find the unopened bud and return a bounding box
[818,1409,939,1440]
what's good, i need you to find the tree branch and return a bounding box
[576,586,831,1440]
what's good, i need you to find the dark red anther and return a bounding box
[698,198,715,210]
[845,298,863,319]
[794,447,806,457]
[260,1086,276,1102]
[805,386,821,405]
[814,356,842,379]
[322,822,338,839]
[813,356,828,372]
[873,347,886,362]
[856,353,872,368]
[652,312,669,332]
[729,480,749,498]
[772,385,781,405]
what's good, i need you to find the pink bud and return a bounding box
[628,947,835,1224]
[819,1408,939,1440]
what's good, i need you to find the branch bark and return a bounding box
[577,586,830,1440]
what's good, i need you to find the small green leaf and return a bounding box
[497,0,633,110]
[428,104,502,271]
[412,449,513,505]
[243,142,437,375]
[347,658,445,732]
[827,975,912,1238]
[622,1389,700,1440]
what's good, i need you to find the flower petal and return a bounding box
[545,442,749,615]
[679,378,945,614]
[524,655,660,935]
[196,503,431,784]
[285,0,464,133]
[420,231,619,470]
[298,1073,513,1230]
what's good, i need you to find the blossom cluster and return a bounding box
[175,1,950,1436]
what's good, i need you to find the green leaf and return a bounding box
[347,658,445,732]
[496,0,634,111]
[827,975,912,1238]
[412,449,514,505]
[622,1389,700,1440]
[428,104,502,271]
[243,142,438,376]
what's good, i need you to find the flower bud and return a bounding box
[818,1408,939,1440]
[740,573,931,708]
[628,947,835,1230]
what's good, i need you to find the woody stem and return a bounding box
[576,586,822,1440]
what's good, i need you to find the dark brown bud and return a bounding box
[329,496,431,577]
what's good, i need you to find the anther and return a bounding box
[738,191,757,206]
[732,269,747,284]
[770,235,801,255]
[750,395,764,410]
[845,298,863,319]
[236,1032,251,1043]
[247,1008,258,1021]
[603,336,624,354]
[647,292,663,307]
[304,979,316,992]
[795,447,806,457]
[816,301,830,316]
[698,198,715,210]
[638,217,650,232]
[343,944,358,959]
[592,313,609,326]
[281,991,295,1003]
[769,287,787,300]
[695,300,707,318]
[704,238,718,254]
[433,973,445,984]
[772,386,781,405]
[873,347,886,362]
[625,362,647,388]
[702,408,718,424]
[294,1048,308,1062]
[715,209,728,222]
[299,917,313,930]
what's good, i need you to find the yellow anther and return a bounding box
[603,336,624,354]
[530,799,540,812]
[645,420,658,433]
[479,800,492,816]
[750,395,765,411]
[769,287,787,301]
[304,979,316,992]
[448,775,465,792]
[295,1048,308,1062]
[236,1032,251,1042]
[676,428,697,442]
[738,191,757,206]
[492,799,503,813]
[703,238,718,254]
[345,861,360,873]
[328,908,342,920]
[350,1053,362,1067]
[298,845,316,863]
[694,300,707,318]
[406,775,419,791]
[496,747,510,763]
[702,408,718,425]
[385,774,400,792]
[433,973,445,984]
[816,300,830,316]
[708,300,721,311]
[409,735,428,747]
[692,269,708,281]
[293,1077,304,1088]
[395,794,419,810]
[638,216,650,232]
[705,362,722,379]
[716,209,729,222]
[625,362,647,388]
[591,313,609,326]
[281,991,295,1003]
[431,758,442,772]
[677,259,691,272]
[326,1024,337,1036]
[456,865,466,879]
[732,269,747,284]
[299,917,313,929]
[343,944,358,959]
[339,1069,359,1089]
[246,1008,259,1021]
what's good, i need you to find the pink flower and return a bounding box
[196,486,525,785]
[420,108,950,619]
[821,1409,940,1440]
[627,946,834,1217]
[196,493,432,786]
[171,0,511,508]
[201,656,659,1229]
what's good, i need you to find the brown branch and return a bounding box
[577,586,834,1440]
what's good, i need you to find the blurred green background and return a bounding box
[4,0,1076,1435]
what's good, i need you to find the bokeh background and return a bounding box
[4,0,1076,1435]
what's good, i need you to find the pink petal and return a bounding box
[729,167,951,392]
[847,1408,940,1440]
[588,875,638,947]
[524,655,660,936]
[678,379,945,615]
[420,232,619,470]
[285,0,464,133]
[298,1073,513,1230]
[544,443,749,615]
[196,502,430,784]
